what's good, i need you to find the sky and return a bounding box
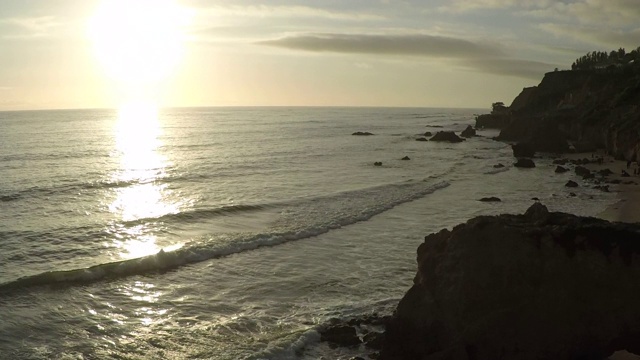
[0,0,638,110]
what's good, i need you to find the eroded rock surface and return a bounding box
[382,204,640,360]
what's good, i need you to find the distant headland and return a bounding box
[476,46,640,160]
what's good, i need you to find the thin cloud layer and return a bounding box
[258,33,503,58]
[462,58,556,80]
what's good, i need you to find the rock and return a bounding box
[582,172,595,180]
[401,156,410,160]
[478,197,501,202]
[349,357,365,360]
[565,180,579,187]
[512,142,535,158]
[415,137,428,142]
[514,158,535,168]
[374,162,382,166]
[352,131,374,136]
[594,185,610,192]
[493,163,505,168]
[429,131,465,143]
[553,158,569,165]
[363,332,385,350]
[622,170,631,177]
[320,325,360,347]
[381,204,640,360]
[424,131,432,137]
[599,168,614,176]
[460,125,476,138]
[531,197,540,201]
[575,165,591,177]
[555,165,568,173]
[569,192,577,197]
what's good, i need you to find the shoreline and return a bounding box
[562,151,640,223]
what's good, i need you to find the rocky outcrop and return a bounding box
[353,131,374,136]
[460,125,476,138]
[475,113,511,128]
[430,131,465,143]
[382,203,640,360]
[484,68,640,159]
[512,142,535,157]
[478,197,501,202]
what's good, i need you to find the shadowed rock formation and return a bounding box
[429,131,465,143]
[381,204,640,360]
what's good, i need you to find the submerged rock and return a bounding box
[415,137,428,142]
[374,162,382,166]
[382,204,640,360]
[401,156,410,160]
[478,197,501,202]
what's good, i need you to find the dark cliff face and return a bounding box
[381,204,640,360]
[480,68,640,159]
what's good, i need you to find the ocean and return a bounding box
[0,107,617,359]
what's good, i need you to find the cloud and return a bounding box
[0,16,61,38]
[439,0,553,12]
[196,4,384,21]
[258,33,503,58]
[540,23,640,50]
[461,58,557,79]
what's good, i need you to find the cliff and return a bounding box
[475,68,640,159]
[381,203,640,360]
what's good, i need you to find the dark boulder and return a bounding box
[555,166,568,173]
[594,185,610,192]
[352,131,374,136]
[460,125,476,138]
[478,197,501,202]
[512,142,535,158]
[429,131,465,143]
[553,158,569,165]
[514,158,535,168]
[575,165,591,177]
[599,168,614,176]
[401,156,410,160]
[622,170,631,177]
[493,163,505,168]
[382,203,640,360]
[565,180,579,187]
[320,324,360,347]
[415,137,428,142]
[424,131,432,137]
[374,162,382,166]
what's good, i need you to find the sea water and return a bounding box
[0,107,616,359]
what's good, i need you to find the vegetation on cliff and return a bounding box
[571,47,640,71]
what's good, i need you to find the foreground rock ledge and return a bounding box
[382,203,640,360]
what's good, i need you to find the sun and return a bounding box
[88,0,190,87]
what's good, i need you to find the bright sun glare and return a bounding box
[88,0,190,87]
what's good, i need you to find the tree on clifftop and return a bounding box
[492,102,507,113]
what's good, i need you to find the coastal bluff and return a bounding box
[381,203,640,360]
[476,67,640,159]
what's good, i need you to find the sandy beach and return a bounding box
[562,151,640,223]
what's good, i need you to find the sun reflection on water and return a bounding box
[109,102,179,259]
